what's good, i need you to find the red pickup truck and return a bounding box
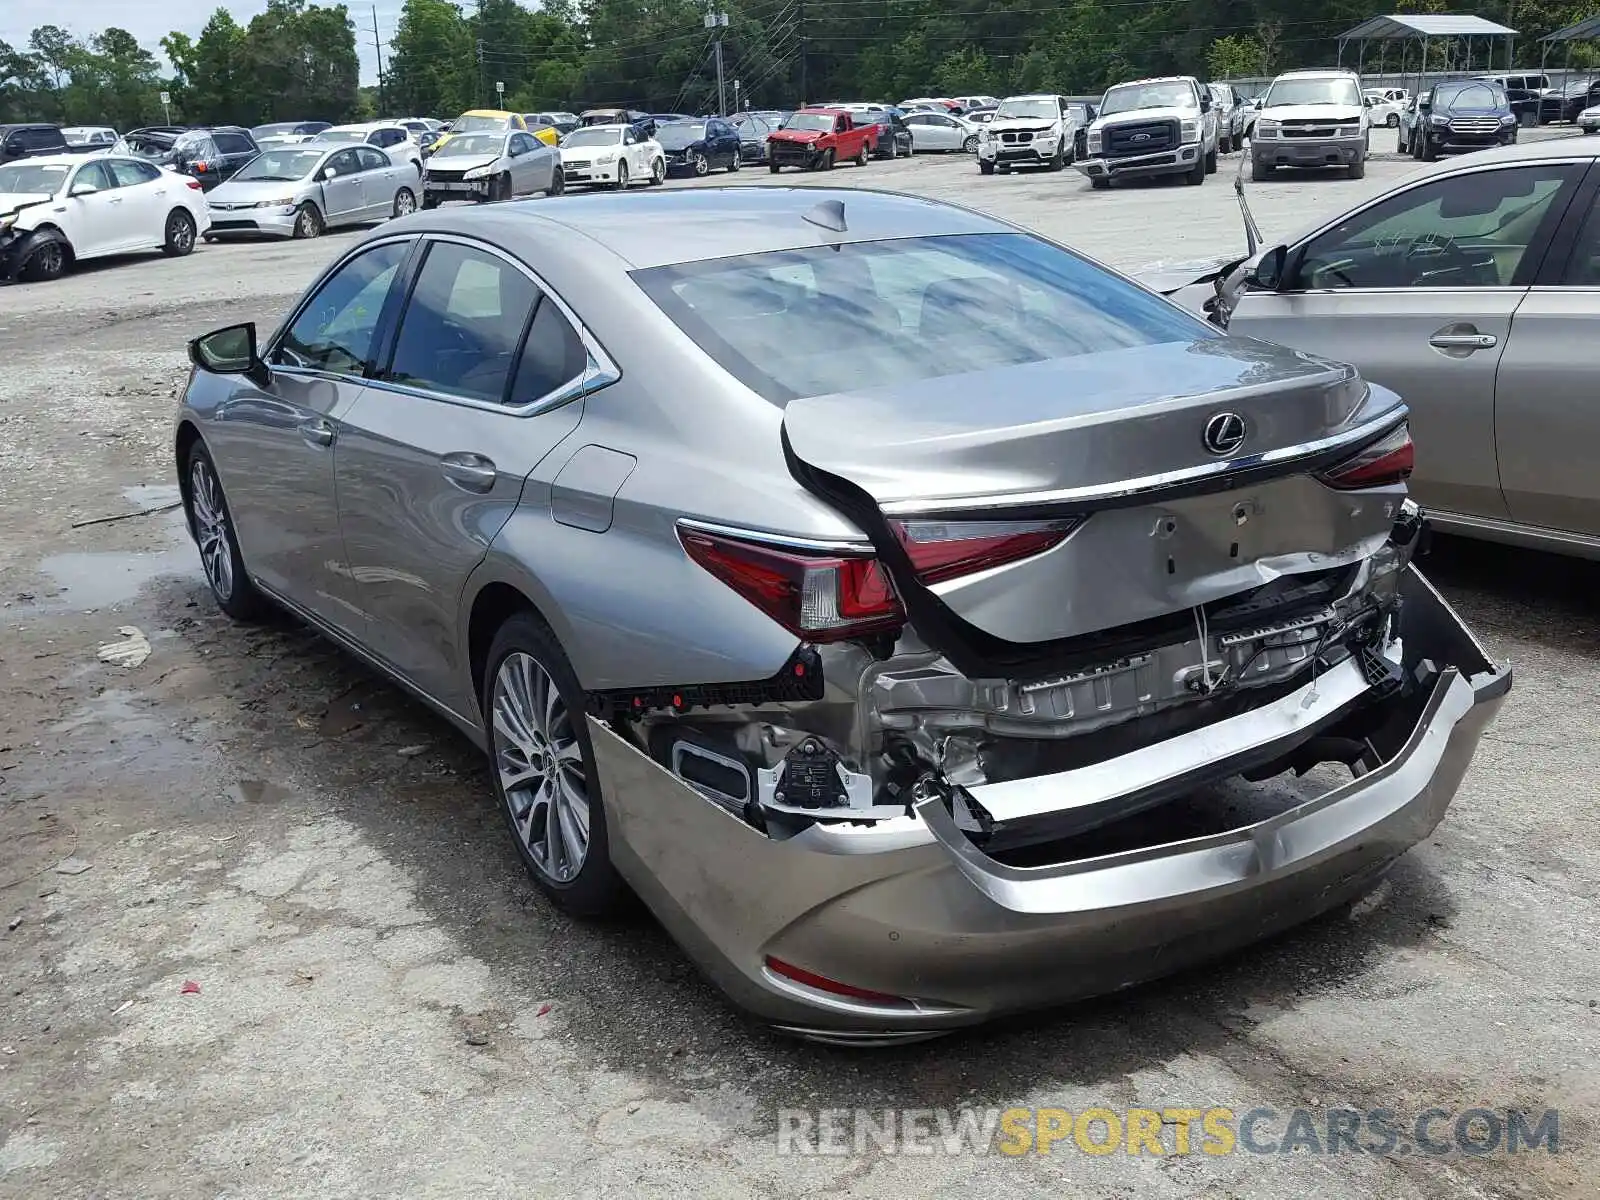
[766,108,877,172]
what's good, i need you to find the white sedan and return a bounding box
[557,124,666,188]
[0,154,209,283]
[1580,104,1600,134]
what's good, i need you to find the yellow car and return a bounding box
[431,110,530,152]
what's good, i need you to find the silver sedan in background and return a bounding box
[203,142,419,240]
[174,187,1505,1043]
[902,109,980,152]
[422,130,563,207]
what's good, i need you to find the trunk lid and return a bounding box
[781,337,1397,513]
[781,337,1407,671]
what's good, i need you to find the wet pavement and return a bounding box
[1,144,1597,1198]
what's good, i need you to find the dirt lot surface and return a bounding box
[2,137,1598,1198]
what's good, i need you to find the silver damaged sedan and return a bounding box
[175,188,1509,1044]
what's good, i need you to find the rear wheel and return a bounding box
[962,133,979,154]
[292,201,323,238]
[483,613,624,917]
[163,209,197,256]
[546,168,565,197]
[392,187,416,218]
[728,152,740,172]
[855,142,869,166]
[185,443,268,622]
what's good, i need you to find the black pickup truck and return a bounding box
[0,124,70,164]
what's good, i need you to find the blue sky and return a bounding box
[2,1,397,85]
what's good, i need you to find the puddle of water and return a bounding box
[35,542,200,611]
[230,779,295,805]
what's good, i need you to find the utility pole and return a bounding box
[705,12,729,115]
[370,5,386,116]
[798,0,807,107]
[733,78,740,114]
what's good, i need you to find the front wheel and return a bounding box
[819,148,835,171]
[1187,155,1207,185]
[1090,176,1110,190]
[728,152,741,172]
[18,238,68,282]
[613,161,629,190]
[292,201,323,238]
[854,142,869,166]
[1048,140,1065,171]
[768,161,781,173]
[163,209,197,256]
[650,157,666,185]
[484,613,624,917]
[978,159,995,175]
[1251,157,1271,182]
[185,443,268,622]
[392,187,416,218]
[1205,148,1218,174]
[962,134,979,154]
[1348,154,1366,180]
[692,152,710,177]
[421,192,440,210]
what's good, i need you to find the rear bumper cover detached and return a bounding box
[589,567,1508,1041]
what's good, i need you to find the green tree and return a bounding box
[388,0,472,117]
[1207,34,1266,80]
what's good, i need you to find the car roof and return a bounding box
[1108,76,1195,86]
[378,186,1009,273]
[1002,93,1060,101]
[1275,68,1357,78]
[3,154,87,167]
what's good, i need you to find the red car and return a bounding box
[766,108,877,172]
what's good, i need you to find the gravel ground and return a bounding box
[1,133,1597,1199]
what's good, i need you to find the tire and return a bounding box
[483,612,624,917]
[1397,129,1408,154]
[1586,128,1600,136]
[1187,154,1206,185]
[1387,114,1399,128]
[1048,140,1065,171]
[1348,154,1366,180]
[1519,110,1536,129]
[291,201,323,238]
[650,157,666,185]
[819,148,835,171]
[1219,133,1231,154]
[692,152,709,177]
[613,161,629,190]
[162,209,196,257]
[887,137,899,160]
[546,168,565,197]
[1421,139,1438,163]
[855,142,869,167]
[997,163,1010,174]
[421,192,440,210]
[184,442,268,622]
[728,152,740,172]
[979,159,995,175]
[1090,176,1110,189]
[1205,147,1218,174]
[1251,157,1271,182]
[17,237,68,282]
[392,187,416,219]
[962,134,979,154]
[768,161,781,173]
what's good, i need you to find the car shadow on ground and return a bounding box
[1420,533,1600,661]
[143,566,1472,1114]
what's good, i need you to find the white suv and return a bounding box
[976,94,1080,174]
[1252,69,1369,180]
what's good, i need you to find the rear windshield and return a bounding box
[632,233,1212,404]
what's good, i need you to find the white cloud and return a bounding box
[1,1,394,85]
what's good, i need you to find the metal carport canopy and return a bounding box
[1540,15,1600,42]
[1338,15,1517,41]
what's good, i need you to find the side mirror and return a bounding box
[1200,94,1213,113]
[70,182,99,197]
[1250,244,1290,291]
[189,322,267,383]
[322,166,337,179]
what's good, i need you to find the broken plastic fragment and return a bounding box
[97,626,152,669]
[180,980,201,996]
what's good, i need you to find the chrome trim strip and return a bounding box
[1425,507,1600,557]
[878,408,1406,516]
[675,516,875,555]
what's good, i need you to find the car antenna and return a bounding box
[803,198,847,233]
[1233,153,1262,257]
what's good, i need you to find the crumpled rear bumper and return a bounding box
[588,567,1508,1042]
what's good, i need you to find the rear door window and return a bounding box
[354,146,390,171]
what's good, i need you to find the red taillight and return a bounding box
[764,956,909,1005]
[1319,423,1414,490]
[889,518,1080,585]
[679,528,904,643]
[185,179,203,190]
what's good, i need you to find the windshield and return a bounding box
[316,130,367,143]
[454,113,511,133]
[0,162,68,195]
[1100,81,1196,115]
[633,233,1211,405]
[995,98,1058,120]
[783,113,836,133]
[435,133,503,157]
[233,148,326,181]
[114,133,175,160]
[1264,77,1362,107]
[656,123,707,148]
[1566,79,1596,95]
[562,128,621,148]
[1434,82,1506,109]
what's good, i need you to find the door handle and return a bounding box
[440,452,498,493]
[298,418,335,447]
[1429,332,1497,351]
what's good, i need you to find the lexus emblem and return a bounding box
[1203,412,1247,457]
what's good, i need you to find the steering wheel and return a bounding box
[1402,235,1480,284]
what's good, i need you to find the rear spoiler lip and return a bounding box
[876,404,1409,519]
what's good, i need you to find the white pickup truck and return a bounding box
[1075,75,1218,189]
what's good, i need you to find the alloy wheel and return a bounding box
[394,188,416,217]
[168,213,195,253]
[492,652,590,883]
[190,457,235,602]
[33,243,64,277]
